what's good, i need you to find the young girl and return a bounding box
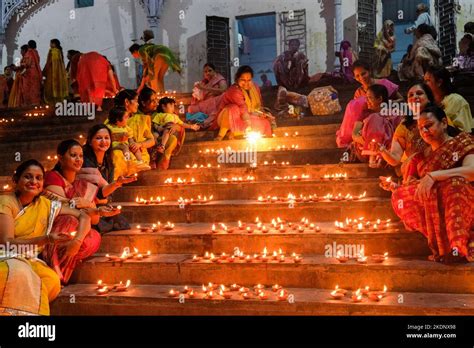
[351,84,402,166]
[106,107,150,171]
[152,97,200,153]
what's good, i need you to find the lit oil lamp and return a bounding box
[330,286,345,300]
[368,292,384,302]
[164,222,175,231]
[277,289,289,301]
[230,284,240,291]
[97,280,106,289]
[272,284,283,292]
[254,284,265,292]
[239,286,250,293]
[96,286,109,295]
[205,291,215,300]
[245,255,252,263]
[352,289,363,302]
[211,224,217,234]
[371,252,389,263]
[258,291,268,300]
[114,280,131,292]
[336,250,349,263]
[294,255,302,263]
[241,292,251,300]
[219,289,232,299]
[168,289,179,298]
[238,221,245,230]
[360,286,370,295]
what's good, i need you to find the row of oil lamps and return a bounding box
[257,191,367,203]
[334,218,391,232]
[168,283,291,301]
[211,218,321,234]
[104,247,152,262]
[177,195,213,205]
[336,250,389,264]
[134,221,175,232]
[331,285,388,302]
[192,247,302,264]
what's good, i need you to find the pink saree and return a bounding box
[336,96,369,148]
[216,83,272,136]
[42,171,101,284]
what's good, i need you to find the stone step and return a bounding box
[70,254,474,294]
[98,223,429,257]
[116,198,398,223]
[169,148,346,169]
[134,163,392,185]
[114,178,390,202]
[177,134,337,157]
[184,123,339,142]
[51,284,474,316]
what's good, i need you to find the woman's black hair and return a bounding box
[367,84,389,104]
[416,23,433,37]
[426,66,456,96]
[27,40,37,49]
[234,65,254,82]
[53,139,82,172]
[83,124,114,170]
[108,107,127,125]
[420,104,461,137]
[115,89,138,108]
[352,60,373,75]
[20,44,29,52]
[404,82,435,127]
[13,159,45,184]
[203,63,216,71]
[50,38,64,62]
[157,97,176,113]
[138,86,156,109]
[129,43,141,54]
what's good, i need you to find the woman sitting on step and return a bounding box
[0,160,91,315]
[214,65,275,140]
[349,84,402,166]
[188,63,228,127]
[78,124,136,233]
[336,60,403,147]
[377,83,434,181]
[42,139,119,284]
[381,105,474,264]
[424,66,473,133]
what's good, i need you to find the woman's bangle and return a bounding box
[47,234,54,244]
[427,173,436,181]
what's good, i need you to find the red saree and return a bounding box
[77,52,110,107]
[21,49,42,105]
[392,133,474,258]
[42,171,101,284]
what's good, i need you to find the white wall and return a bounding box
[10,0,148,89]
[158,0,357,91]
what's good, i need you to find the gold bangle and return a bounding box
[427,173,435,181]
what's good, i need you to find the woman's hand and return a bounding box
[379,176,399,192]
[48,232,73,244]
[414,174,435,201]
[59,239,82,267]
[98,206,121,218]
[69,197,93,209]
[352,134,365,146]
[191,124,200,131]
[116,175,137,186]
[129,143,141,153]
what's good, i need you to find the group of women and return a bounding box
[338,58,474,264]
[8,39,69,108]
[5,38,121,110]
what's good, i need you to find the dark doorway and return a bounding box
[357,0,377,63]
[206,16,231,85]
[237,12,277,86]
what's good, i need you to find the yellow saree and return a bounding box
[0,195,61,316]
[43,48,68,105]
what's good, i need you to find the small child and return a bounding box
[107,107,150,171]
[152,97,200,153]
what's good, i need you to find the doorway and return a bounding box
[236,13,277,87]
[382,0,430,66]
